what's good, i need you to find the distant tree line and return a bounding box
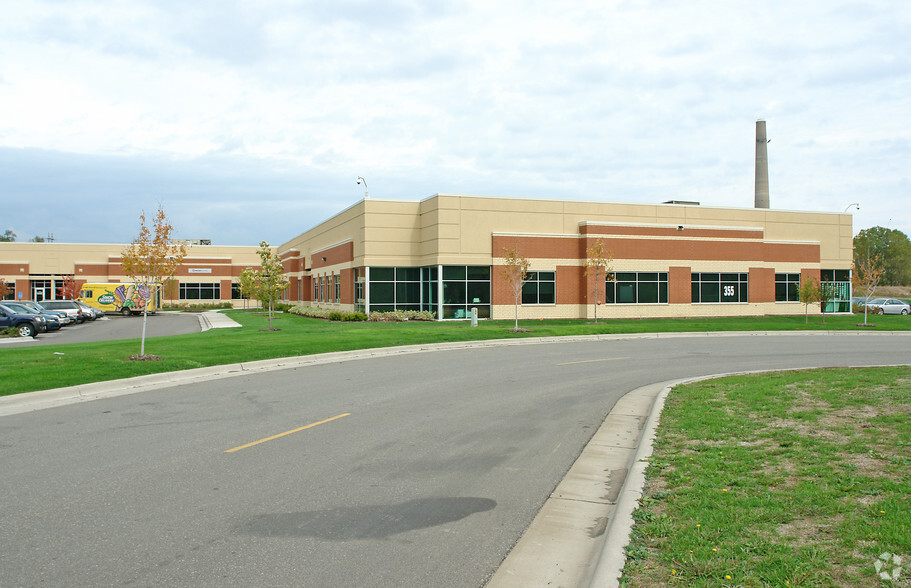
[1,230,54,243]
[854,227,911,286]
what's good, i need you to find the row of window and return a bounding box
[10,271,852,309]
[691,273,749,303]
[520,271,849,305]
[367,266,492,318]
[175,273,813,304]
[313,274,341,304]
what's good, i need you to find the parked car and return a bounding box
[16,300,74,326]
[0,303,40,337]
[75,300,104,320]
[865,298,911,315]
[38,300,87,323]
[0,302,59,332]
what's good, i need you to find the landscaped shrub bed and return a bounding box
[161,302,234,311]
[289,305,434,322]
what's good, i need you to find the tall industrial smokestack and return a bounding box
[754,119,770,209]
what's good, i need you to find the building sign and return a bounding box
[188,268,212,274]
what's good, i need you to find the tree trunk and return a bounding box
[140,305,148,356]
[513,288,520,331]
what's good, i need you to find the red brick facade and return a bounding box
[491,223,823,311]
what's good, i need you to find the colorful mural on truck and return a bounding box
[78,283,160,315]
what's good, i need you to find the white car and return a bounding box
[865,298,910,315]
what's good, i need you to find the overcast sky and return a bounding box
[2,0,908,246]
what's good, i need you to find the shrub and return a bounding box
[161,301,233,311]
[289,305,368,321]
[2,326,21,337]
[368,310,436,322]
[289,305,333,319]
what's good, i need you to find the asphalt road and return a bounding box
[1,333,908,587]
[1,312,203,347]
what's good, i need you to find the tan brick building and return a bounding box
[278,194,854,319]
[1,194,853,319]
[0,242,262,307]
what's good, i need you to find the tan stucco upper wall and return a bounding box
[425,195,852,267]
[0,242,263,278]
[1,243,127,274]
[278,201,367,268]
[277,194,853,268]
[3,195,853,278]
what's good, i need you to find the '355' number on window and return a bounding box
[723,285,736,297]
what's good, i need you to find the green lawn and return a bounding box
[620,367,911,587]
[2,310,910,396]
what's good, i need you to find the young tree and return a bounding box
[501,245,530,332]
[0,278,11,300]
[798,277,820,324]
[852,252,885,325]
[1,229,16,242]
[120,205,187,358]
[162,278,179,305]
[255,241,289,329]
[239,266,259,311]
[584,239,614,323]
[56,275,81,300]
[817,279,838,324]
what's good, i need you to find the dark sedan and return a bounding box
[2,301,62,331]
[0,304,40,338]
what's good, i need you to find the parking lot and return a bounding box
[0,312,205,347]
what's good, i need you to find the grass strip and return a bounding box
[2,311,910,397]
[620,366,911,587]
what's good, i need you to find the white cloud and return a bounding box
[1,0,909,243]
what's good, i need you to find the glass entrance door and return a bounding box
[31,279,52,301]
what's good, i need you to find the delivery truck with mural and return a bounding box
[78,283,161,316]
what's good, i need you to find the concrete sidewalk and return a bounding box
[199,310,243,330]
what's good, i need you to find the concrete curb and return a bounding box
[588,380,678,587]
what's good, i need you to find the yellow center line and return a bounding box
[225,413,351,453]
[557,357,629,366]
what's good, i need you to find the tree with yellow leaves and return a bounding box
[584,238,614,323]
[121,205,187,358]
[501,245,530,332]
[853,252,885,325]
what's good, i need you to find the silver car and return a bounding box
[865,298,911,315]
[75,300,103,320]
[38,300,88,323]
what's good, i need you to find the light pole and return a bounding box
[357,176,369,199]
[844,203,859,212]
